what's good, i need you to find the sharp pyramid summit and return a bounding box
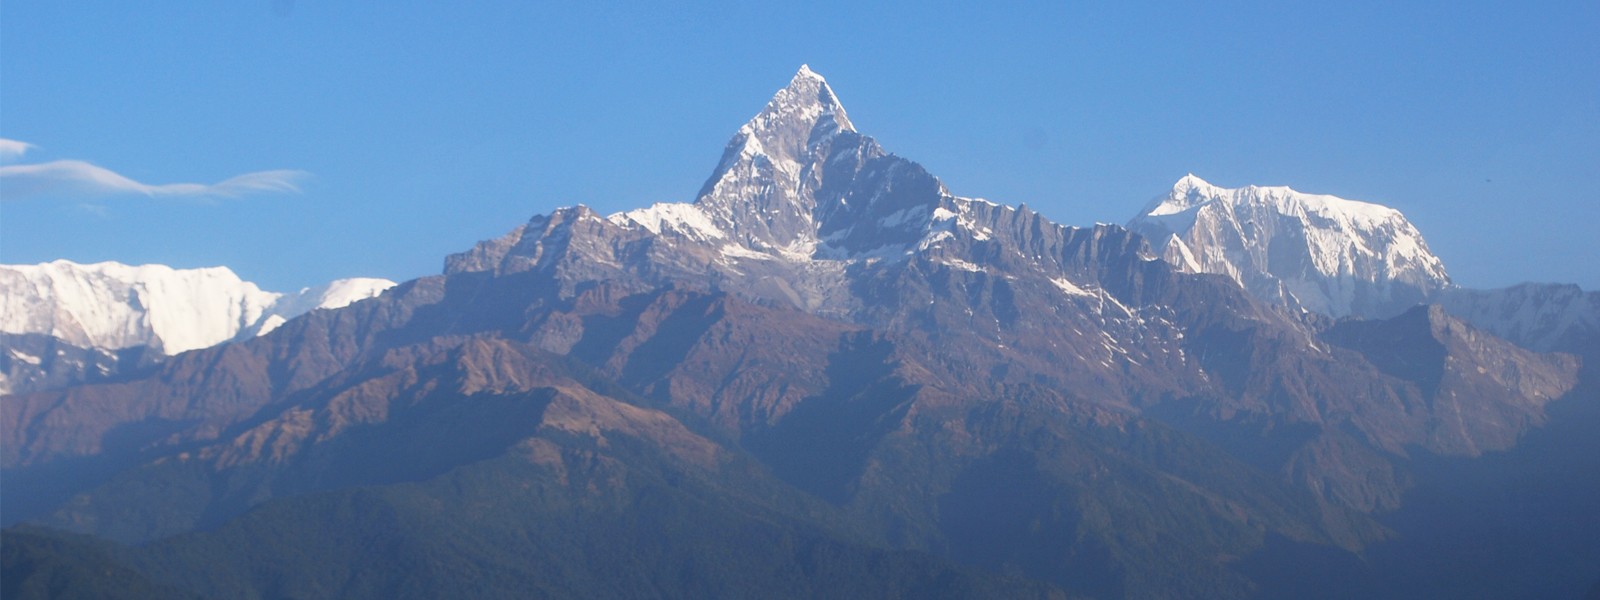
[707,64,856,176]
[693,64,859,252]
[1128,174,1452,318]
[451,65,1150,315]
[451,65,1001,309]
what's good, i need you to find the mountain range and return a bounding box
[0,261,393,395]
[3,66,1597,599]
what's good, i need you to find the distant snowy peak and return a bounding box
[1145,173,1226,216]
[1142,173,1412,233]
[309,278,398,310]
[249,277,398,336]
[1129,175,1450,318]
[0,260,394,354]
[0,261,279,354]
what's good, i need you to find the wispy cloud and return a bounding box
[0,138,308,201]
[0,139,34,162]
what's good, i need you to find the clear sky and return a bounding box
[2,1,1596,292]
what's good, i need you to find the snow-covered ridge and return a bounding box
[1147,174,1407,230]
[249,277,399,337]
[1129,174,1450,317]
[0,260,395,354]
[607,203,726,241]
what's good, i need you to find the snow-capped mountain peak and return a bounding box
[454,66,1042,289]
[793,63,822,81]
[0,260,279,354]
[714,64,854,175]
[746,65,854,140]
[0,260,394,354]
[1142,174,1406,227]
[1151,173,1224,215]
[249,277,399,336]
[1129,175,1450,317]
[692,65,866,253]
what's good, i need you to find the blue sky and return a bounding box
[2,1,1596,291]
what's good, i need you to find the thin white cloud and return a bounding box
[0,146,308,201]
[0,138,34,162]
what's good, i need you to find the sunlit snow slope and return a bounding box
[1128,174,1451,318]
[0,260,394,354]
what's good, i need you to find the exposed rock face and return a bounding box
[0,333,163,396]
[1321,305,1578,456]
[1435,283,1600,354]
